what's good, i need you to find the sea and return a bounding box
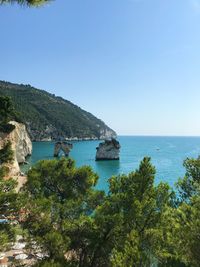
[21,136,200,191]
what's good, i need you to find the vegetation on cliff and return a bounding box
[0,141,14,164]
[0,139,19,251]
[0,96,20,133]
[0,81,116,141]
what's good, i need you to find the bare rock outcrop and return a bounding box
[0,121,32,176]
[54,142,73,157]
[96,138,120,161]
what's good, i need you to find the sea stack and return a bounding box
[95,138,120,161]
[54,141,73,157]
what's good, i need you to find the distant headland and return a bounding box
[0,81,116,141]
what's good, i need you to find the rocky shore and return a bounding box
[30,130,116,142]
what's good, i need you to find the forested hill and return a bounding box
[0,81,116,141]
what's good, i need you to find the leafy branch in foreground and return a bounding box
[0,0,52,6]
[1,154,199,266]
[172,157,200,267]
[22,157,177,266]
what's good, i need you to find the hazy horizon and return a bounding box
[1,0,200,136]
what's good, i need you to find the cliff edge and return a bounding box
[0,121,32,177]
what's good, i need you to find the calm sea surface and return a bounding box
[22,136,200,191]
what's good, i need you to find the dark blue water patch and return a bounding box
[20,136,200,191]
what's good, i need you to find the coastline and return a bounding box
[32,137,117,142]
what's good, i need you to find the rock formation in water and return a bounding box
[0,121,32,177]
[96,138,120,161]
[54,142,73,157]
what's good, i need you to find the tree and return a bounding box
[0,0,52,6]
[169,157,200,267]
[100,157,173,267]
[0,141,20,252]
[23,158,105,266]
[172,196,200,267]
[0,96,16,125]
[0,96,20,133]
[177,157,200,202]
[0,141,13,164]
[21,156,200,266]
[0,168,18,251]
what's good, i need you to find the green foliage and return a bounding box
[0,95,21,133]
[100,157,173,267]
[177,157,200,202]
[170,156,200,267]
[0,0,51,6]
[0,81,116,140]
[26,158,99,200]
[33,259,70,267]
[22,157,174,266]
[23,158,105,265]
[0,154,199,266]
[0,122,15,133]
[0,141,22,251]
[0,141,14,164]
[111,230,141,267]
[172,196,200,267]
[0,167,19,251]
[0,96,16,125]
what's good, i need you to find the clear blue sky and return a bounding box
[1,0,200,136]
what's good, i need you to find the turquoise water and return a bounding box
[22,136,200,191]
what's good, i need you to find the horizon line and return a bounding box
[117,134,200,138]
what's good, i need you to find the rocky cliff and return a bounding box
[96,138,120,160]
[0,121,32,176]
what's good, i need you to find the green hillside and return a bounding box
[0,81,116,141]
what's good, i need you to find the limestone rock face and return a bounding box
[99,128,117,140]
[54,142,73,157]
[10,122,32,164]
[96,138,120,161]
[0,121,32,176]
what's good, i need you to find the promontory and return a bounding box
[0,80,116,141]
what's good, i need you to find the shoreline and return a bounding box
[31,137,117,142]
